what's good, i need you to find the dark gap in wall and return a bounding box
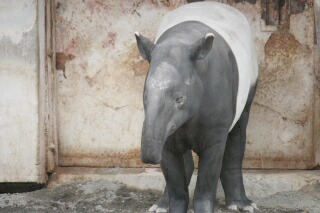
[234,0,257,4]
[187,0,205,3]
[0,183,46,194]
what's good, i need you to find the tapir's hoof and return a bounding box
[149,192,169,212]
[227,202,258,213]
[149,204,167,212]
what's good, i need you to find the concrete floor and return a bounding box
[0,168,319,213]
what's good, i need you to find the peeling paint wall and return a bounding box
[0,0,47,182]
[314,0,320,168]
[56,0,178,167]
[230,1,316,169]
[56,0,318,168]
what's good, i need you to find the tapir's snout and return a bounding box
[140,150,161,164]
[140,136,163,164]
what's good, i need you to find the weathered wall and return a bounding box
[234,1,316,169]
[56,0,173,167]
[0,0,47,182]
[314,0,320,167]
[56,0,318,168]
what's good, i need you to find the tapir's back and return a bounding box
[156,2,258,130]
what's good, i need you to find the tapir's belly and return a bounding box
[156,2,258,131]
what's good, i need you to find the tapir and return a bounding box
[135,2,258,213]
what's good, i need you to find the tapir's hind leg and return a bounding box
[220,85,258,212]
[149,150,194,212]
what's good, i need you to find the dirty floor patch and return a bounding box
[0,180,319,212]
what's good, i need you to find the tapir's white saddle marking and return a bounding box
[155,2,258,131]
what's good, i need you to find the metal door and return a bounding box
[55,0,319,169]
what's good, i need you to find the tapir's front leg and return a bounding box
[193,127,229,213]
[161,136,189,213]
[149,150,194,212]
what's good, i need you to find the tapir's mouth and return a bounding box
[140,121,181,164]
[167,124,177,136]
[140,136,164,164]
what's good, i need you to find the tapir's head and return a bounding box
[135,32,214,164]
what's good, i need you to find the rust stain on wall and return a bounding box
[102,32,117,49]
[243,156,315,169]
[265,32,301,60]
[122,43,149,76]
[59,148,148,168]
[56,52,75,78]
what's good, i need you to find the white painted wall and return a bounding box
[0,0,46,183]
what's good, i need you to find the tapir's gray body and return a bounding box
[135,2,258,213]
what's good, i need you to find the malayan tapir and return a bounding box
[135,2,258,213]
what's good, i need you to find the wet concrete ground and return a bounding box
[0,179,319,213]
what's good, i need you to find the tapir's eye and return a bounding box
[176,96,184,103]
[174,93,186,109]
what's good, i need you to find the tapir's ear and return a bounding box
[135,32,155,62]
[190,33,214,60]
